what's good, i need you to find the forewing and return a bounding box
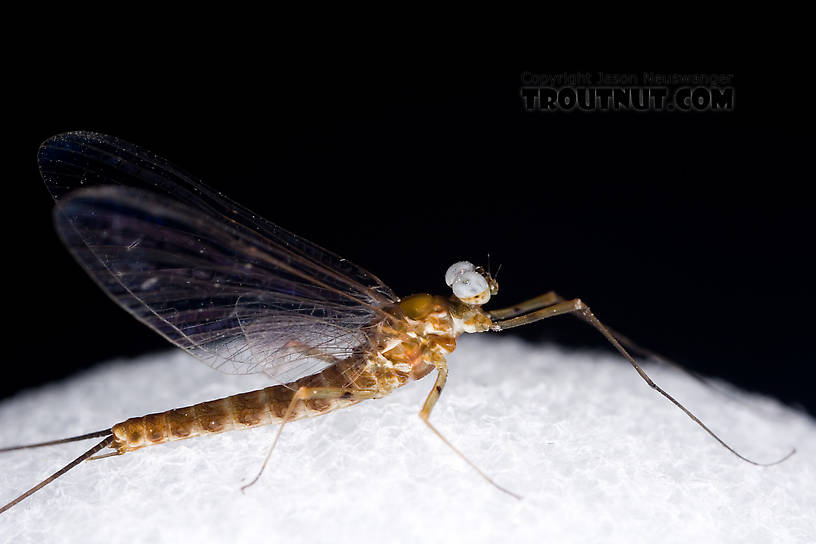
[39,131,397,304]
[46,137,395,383]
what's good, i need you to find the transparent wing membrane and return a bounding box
[44,133,396,383]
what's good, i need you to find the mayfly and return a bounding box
[0,132,794,513]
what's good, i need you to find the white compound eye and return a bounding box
[445,261,475,286]
[451,270,491,305]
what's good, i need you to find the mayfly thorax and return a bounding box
[0,132,794,513]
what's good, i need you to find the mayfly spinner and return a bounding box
[0,132,794,513]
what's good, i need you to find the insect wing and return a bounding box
[44,134,396,384]
[39,132,397,305]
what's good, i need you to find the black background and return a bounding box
[2,64,813,416]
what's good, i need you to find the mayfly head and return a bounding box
[444,261,499,306]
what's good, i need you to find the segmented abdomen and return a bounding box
[111,361,369,454]
[110,319,453,455]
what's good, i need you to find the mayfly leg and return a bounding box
[241,386,378,493]
[489,293,742,397]
[0,435,115,514]
[418,361,522,500]
[489,296,795,466]
[486,291,563,320]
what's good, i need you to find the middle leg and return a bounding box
[419,362,521,499]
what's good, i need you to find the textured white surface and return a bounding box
[1,336,814,543]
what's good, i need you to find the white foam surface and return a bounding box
[1,336,814,543]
